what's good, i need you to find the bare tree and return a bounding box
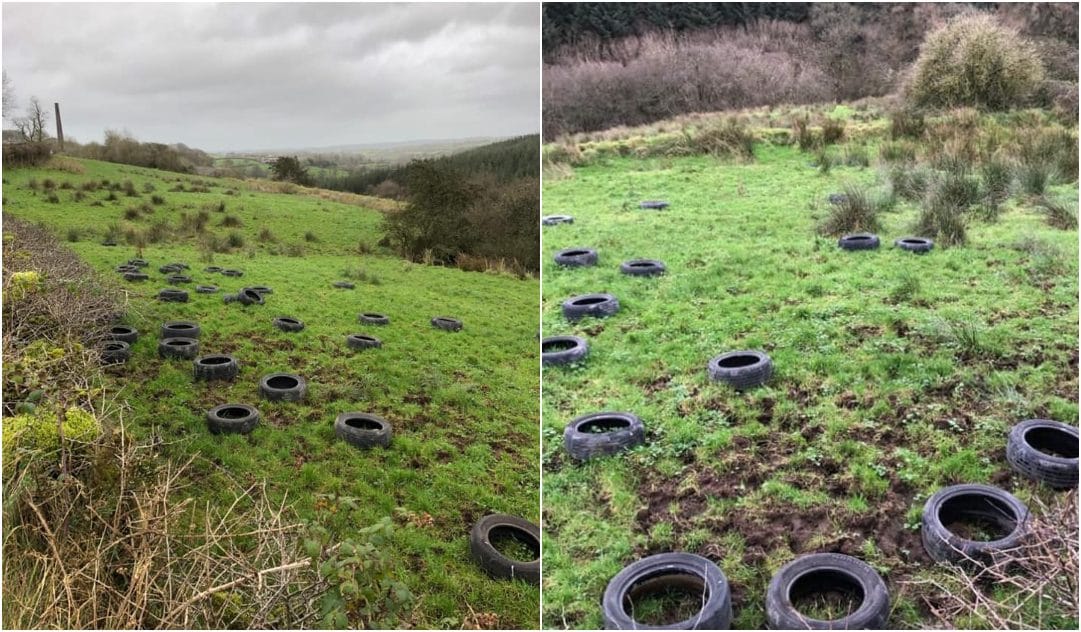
[2,70,14,121]
[15,96,50,142]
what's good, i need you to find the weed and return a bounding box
[72,190,86,202]
[220,215,242,228]
[879,141,918,163]
[123,207,141,220]
[1017,160,1055,196]
[1036,196,1077,230]
[45,192,60,204]
[66,227,80,242]
[818,184,881,236]
[122,180,139,197]
[58,180,74,190]
[793,116,820,152]
[890,109,926,140]
[304,231,319,243]
[226,231,245,249]
[821,118,845,145]
[150,194,165,205]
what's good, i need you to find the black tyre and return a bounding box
[542,335,589,366]
[273,316,305,332]
[562,293,619,322]
[765,553,889,630]
[128,258,149,268]
[620,259,666,276]
[116,264,139,273]
[101,239,117,246]
[221,269,244,277]
[894,237,934,253]
[259,373,307,402]
[204,266,223,273]
[101,341,131,364]
[169,262,190,270]
[157,288,189,303]
[159,264,182,274]
[838,233,881,251]
[468,514,540,585]
[359,312,390,325]
[158,337,199,360]
[554,247,598,267]
[431,316,463,332]
[237,288,265,305]
[123,272,149,282]
[107,325,138,344]
[193,354,239,381]
[1006,419,1078,489]
[195,285,218,294]
[346,334,382,350]
[542,215,574,225]
[921,484,1030,565]
[564,412,645,461]
[639,200,670,210]
[332,281,355,289]
[334,412,392,449]
[708,350,773,390]
[828,193,848,205]
[166,274,192,284]
[206,404,259,435]
[602,552,732,630]
[161,321,201,339]
[223,293,238,304]
[248,285,273,295]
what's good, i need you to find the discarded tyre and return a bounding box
[101,239,118,246]
[237,288,265,306]
[332,281,355,289]
[346,334,382,350]
[895,237,934,253]
[765,553,889,630]
[166,274,192,284]
[1006,419,1078,489]
[157,288,189,303]
[128,258,149,268]
[123,272,149,282]
[169,262,190,270]
[541,335,589,366]
[921,483,1030,565]
[708,350,773,390]
[223,293,238,304]
[101,341,131,364]
[204,266,222,273]
[620,259,666,276]
[431,316,463,332]
[259,373,307,402]
[107,325,138,344]
[562,293,619,322]
[554,247,598,267]
[159,264,182,274]
[359,312,390,326]
[334,412,392,449]
[206,404,259,435]
[248,285,273,295]
[158,337,199,360]
[469,514,540,584]
[116,264,139,273]
[221,269,243,277]
[542,215,574,225]
[639,200,670,210]
[828,193,848,205]
[838,233,881,251]
[193,354,239,381]
[602,552,732,630]
[564,412,645,461]
[195,285,218,294]
[161,321,200,339]
[273,316,305,332]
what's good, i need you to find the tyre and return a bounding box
[165,274,192,284]
[223,293,238,304]
[101,341,131,364]
[206,404,259,435]
[193,354,239,381]
[116,264,139,273]
[159,264,182,274]
[332,281,355,289]
[107,325,138,344]
[237,288,265,305]
[620,259,666,276]
[564,412,645,460]
[346,334,382,350]
[123,272,149,282]
[158,337,199,360]
[542,335,589,366]
[1006,419,1078,489]
[248,285,273,295]
[602,552,732,630]
[894,237,934,253]
[431,316,463,332]
[765,553,889,630]
[204,266,223,273]
[221,269,243,277]
[259,373,307,402]
[707,350,773,390]
[469,514,540,585]
[542,215,574,226]
[828,193,848,205]
[161,321,200,339]
[195,285,218,294]
[334,412,392,449]
[554,247,598,267]
[157,288,189,303]
[169,262,190,270]
[562,293,620,322]
[102,239,117,246]
[921,484,1030,565]
[838,233,880,251]
[273,316,305,332]
[359,312,390,326]
[639,200,670,210]
[128,258,149,268]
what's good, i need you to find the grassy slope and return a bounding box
[541,144,1078,628]
[2,158,539,628]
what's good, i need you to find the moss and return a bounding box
[7,270,42,300]
[3,406,102,462]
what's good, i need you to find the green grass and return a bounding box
[541,142,1077,628]
[3,157,539,628]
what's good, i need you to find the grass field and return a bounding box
[2,157,540,628]
[540,117,1078,628]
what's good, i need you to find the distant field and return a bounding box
[3,158,540,628]
[541,111,1078,628]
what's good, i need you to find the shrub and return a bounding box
[304,231,319,243]
[879,141,918,163]
[815,148,836,175]
[42,178,56,190]
[793,116,820,151]
[122,180,139,197]
[908,14,1045,110]
[73,190,86,202]
[932,170,982,210]
[27,178,39,190]
[123,207,141,221]
[45,192,60,204]
[142,182,156,193]
[58,181,74,190]
[226,231,245,249]
[818,184,882,236]
[821,118,845,145]
[889,271,922,304]
[890,109,926,139]
[66,228,80,242]
[219,215,241,228]
[146,220,171,244]
[150,194,165,205]
[843,145,870,168]
[105,191,118,202]
[888,163,933,202]
[1036,196,1077,230]
[257,227,277,243]
[691,118,756,160]
[915,193,968,246]
[1017,160,1054,196]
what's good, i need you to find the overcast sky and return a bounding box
[1,2,539,152]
